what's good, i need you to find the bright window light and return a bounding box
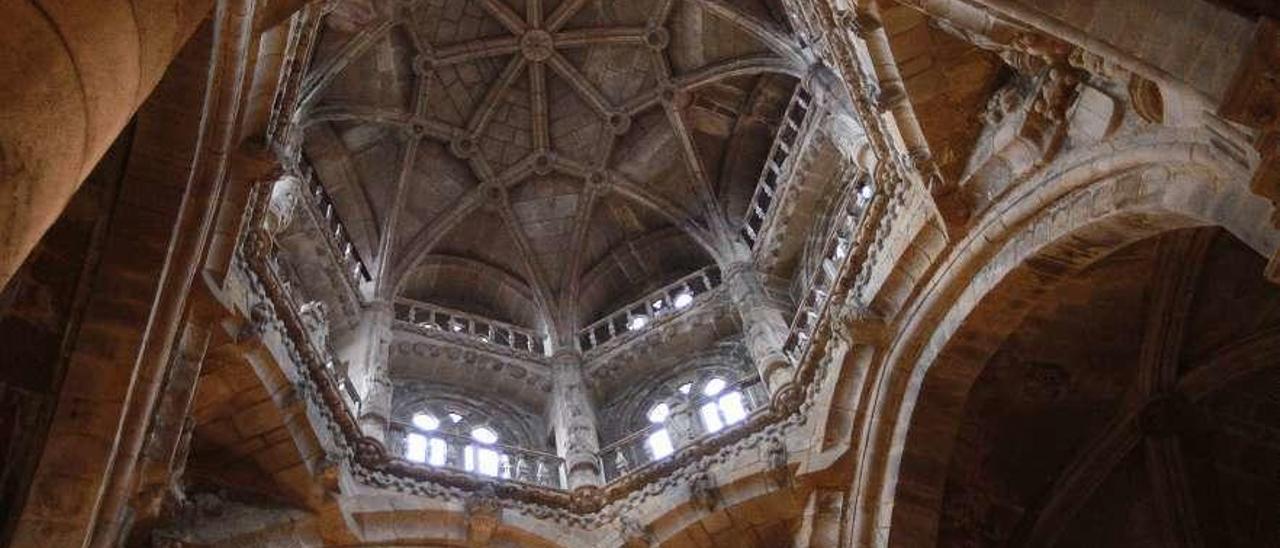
[471,427,499,445]
[628,315,649,331]
[673,292,694,308]
[427,437,447,466]
[647,403,670,424]
[412,413,439,431]
[678,383,693,395]
[448,412,463,423]
[651,299,665,310]
[646,429,674,459]
[405,433,428,463]
[700,402,724,433]
[473,446,501,476]
[702,377,727,396]
[719,391,747,424]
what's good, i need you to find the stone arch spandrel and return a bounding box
[841,131,1280,548]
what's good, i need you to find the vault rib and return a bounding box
[467,56,528,136]
[650,0,677,26]
[478,0,527,35]
[553,156,718,258]
[392,188,488,290]
[691,0,806,64]
[552,27,647,48]
[622,54,803,115]
[433,36,521,66]
[303,105,464,144]
[298,18,396,110]
[547,53,615,118]
[546,0,588,32]
[529,62,550,153]
[527,0,542,28]
[495,198,557,329]
[662,96,722,226]
[563,187,599,310]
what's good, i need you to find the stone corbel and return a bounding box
[687,467,722,513]
[464,484,502,547]
[761,434,793,491]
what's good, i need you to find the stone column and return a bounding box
[343,300,394,443]
[550,350,603,490]
[0,0,219,290]
[725,258,795,396]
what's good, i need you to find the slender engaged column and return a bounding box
[550,350,603,490]
[726,259,796,396]
[343,300,394,442]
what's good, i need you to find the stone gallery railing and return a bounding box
[298,166,373,286]
[387,421,567,490]
[596,376,769,482]
[577,265,723,354]
[394,298,547,358]
[238,178,582,513]
[261,247,362,412]
[741,82,816,249]
[783,176,876,362]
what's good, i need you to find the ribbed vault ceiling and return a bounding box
[299,0,803,334]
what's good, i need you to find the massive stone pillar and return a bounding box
[0,0,217,291]
[725,257,796,397]
[550,350,603,490]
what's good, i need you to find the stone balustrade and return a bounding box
[783,175,876,362]
[596,375,769,482]
[393,298,548,358]
[298,166,373,286]
[387,421,567,490]
[577,265,723,354]
[741,82,816,249]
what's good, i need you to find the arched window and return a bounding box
[465,426,505,477]
[402,407,511,478]
[696,377,748,433]
[645,403,674,459]
[405,412,448,466]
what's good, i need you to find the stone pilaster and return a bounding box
[550,350,603,490]
[725,258,795,396]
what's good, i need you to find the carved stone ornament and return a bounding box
[236,302,273,343]
[687,468,721,513]
[618,515,656,547]
[762,434,792,490]
[299,300,331,351]
[264,174,303,238]
[465,483,502,546]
